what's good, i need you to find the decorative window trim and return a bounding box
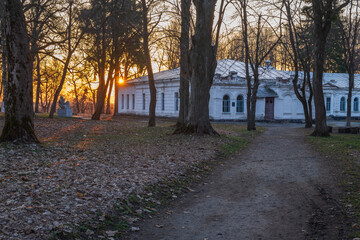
[223,95,230,113]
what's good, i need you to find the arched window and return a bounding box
[326,97,331,112]
[340,97,346,112]
[354,98,359,112]
[223,95,230,113]
[236,95,244,113]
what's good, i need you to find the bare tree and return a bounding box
[282,0,313,128]
[49,0,84,118]
[338,0,360,127]
[24,0,58,113]
[0,0,38,143]
[175,0,191,129]
[311,0,349,136]
[140,0,164,127]
[236,0,281,131]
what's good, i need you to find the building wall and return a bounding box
[118,79,360,120]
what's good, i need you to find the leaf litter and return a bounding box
[0,116,244,239]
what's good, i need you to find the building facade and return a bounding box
[117,59,360,121]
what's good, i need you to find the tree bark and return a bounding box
[113,63,120,116]
[175,0,191,130]
[34,53,41,113]
[311,0,349,136]
[311,0,331,136]
[141,0,156,127]
[346,70,354,127]
[1,5,7,109]
[182,0,218,135]
[0,0,39,143]
[105,77,114,114]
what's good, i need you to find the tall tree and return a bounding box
[49,0,84,118]
[89,0,142,120]
[140,0,163,127]
[175,0,191,129]
[236,0,281,131]
[25,0,58,113]
[311,0,349,136]
[338,0,360,127]
[178,0,224,135]
[0,0,39,143]
[282,0,313,128]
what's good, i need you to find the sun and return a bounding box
[119,78,124,84]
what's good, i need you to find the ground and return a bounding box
[0,115,251,240]
[0,116,358,239]
[126,125,352,240]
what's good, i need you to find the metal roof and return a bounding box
[127,59,360,89]
[257,87,279,98]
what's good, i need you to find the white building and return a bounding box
[117,59,360,121]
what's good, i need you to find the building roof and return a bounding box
[257,87,279,98]
[127,59,360,89]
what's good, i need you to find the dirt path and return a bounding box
[127,126,349,240]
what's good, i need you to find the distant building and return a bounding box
[117,59,360,121]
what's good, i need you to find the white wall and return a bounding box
[118,80,360,120]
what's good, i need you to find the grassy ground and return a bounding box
[0,115,263,240]
[51,121,263,239]
[308,134,360,237]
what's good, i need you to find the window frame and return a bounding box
[175,92,179,111]
[326,97,331,112]
[142,93,146,110]
[132,94,135,110]
[236,95,244,113]
[223,95,230,113]
[340,97,346,112]
[354,97,359,112]
[121,94,124,109]
[161,93,165,111]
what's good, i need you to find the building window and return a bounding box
[142,93,146,110]
[132,94,135,109]
[126,94,129,109]
[354,98,359,112]
[161,93,165,111]
[223,95,230,113]
[326,97,331,112]
[340,97,346,112]
[175,92,179,111]
[236,95,244,113]
[121,94,124,109]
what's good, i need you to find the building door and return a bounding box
[265,97,274,120]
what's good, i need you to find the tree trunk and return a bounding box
[92,60,115,120]
[1,8,7,109]
[113,63,120,116]
[182,0,218,135]
[175,0,191,130]
[0,0,39,143]
[105,77,114,114]
[34,53,41,113]
[311,0,335,137]
[141,0,156,127]
[346,70,354,127]
[312,45,329,136]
